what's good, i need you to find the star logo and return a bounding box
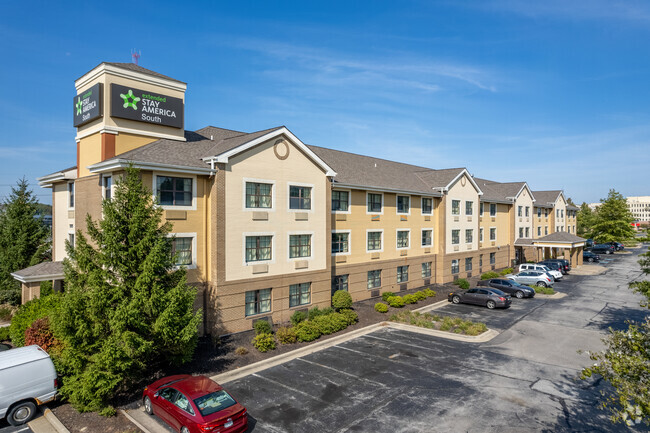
[120,89,140,110]
[75,97,83,115]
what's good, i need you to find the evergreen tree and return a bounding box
[577,202,596,237]
[0,178,50,304]
[591,190,635,243]
[53,167,201,414]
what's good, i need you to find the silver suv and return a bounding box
[508,270,554,287]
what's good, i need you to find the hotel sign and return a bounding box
[110,84,184,129]
[73,83,103,127]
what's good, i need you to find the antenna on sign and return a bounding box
[131,49,141,65]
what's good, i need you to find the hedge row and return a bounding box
[374,288,437,313]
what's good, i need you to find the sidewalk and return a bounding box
[28,408,69,433]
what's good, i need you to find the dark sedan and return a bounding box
[583,251,601,262]
[605,241,624,251]
[479,278,536,299]
[448,287,512,309]
[591,244,615,254]
[143,375,248,433]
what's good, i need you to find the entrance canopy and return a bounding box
[11,261,64,304]
[515,232,586,266]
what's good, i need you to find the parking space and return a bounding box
[0,419,34,433]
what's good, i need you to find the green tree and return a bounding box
[577,202,597,237]
[581,248,650,426]
[0,178,50,305]
[53,167,201,414]
[590,190,635,243]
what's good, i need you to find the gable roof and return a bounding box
[474,178,531,204]
[11,261,64,283]
[532,190,564,208]
[81,62,186,84]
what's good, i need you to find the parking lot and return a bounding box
[123,249,649,432]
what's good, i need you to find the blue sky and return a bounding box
[1,0,649,205]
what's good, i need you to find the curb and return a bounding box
[535,291,566,299]
[43,407,70,433]
[385,322,499,343]
[413,299,449,313]
[121,409,152,433]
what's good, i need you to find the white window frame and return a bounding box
[396,195,411,215]
[153,172,197,211]
[366,229,384,253]
[465,229,473,244]
[421,228,433,247]
[67,230,75,247]
[490,203,497,217]
[451,229,460,245]
[396,229,411,250]
[68,181,75,210]
[465,201,473,216]
[479,202,484,216]
[366,191,384,215]
[331,189,352,214]
[331,229,351,256]
[168,232,198,270]
[490,227,497,241]
[451,199,461,216]
[243,178,276,212]
[451,259,460,274]
[421,197,433,215]
[287,182,314,213]
[287,231,314,261]
[102,174,112,200]
[242,232,275,266]
[480,227,484,242]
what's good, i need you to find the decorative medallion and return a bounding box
[273,139,290,160]
[460,176,467,187]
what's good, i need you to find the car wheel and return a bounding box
[7,401,37,426]
[143,396,153,415]
[607,250,612,254]
[588,257,594,262]
[515,291,524,299]
[452,295,461,304]
[181,427,190,433]
[486,300,496,309]
[538,281,547,288]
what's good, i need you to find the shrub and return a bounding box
[9,294,61,347]
[499,267,513,276]
[332,290,353,310]
[276,326,297,344]
[313,315,338,335]
[480,271,499,280]
[375,302,389,313]
[533,285,555,295]
[338,309,358,325]
[290,310,307,326]
[413,291,427,301]
[381,292,395,302]
[330,313,349,332]
[25,318,61,353]
[252,333,276,352]
[387,296,405,308]
[308,306,334,321]
[453,278,470,290]
[295,321,321,342]
[403,294,417,304]
[423,288,436,298]
[234,346,248,356]
[254,320,272,335]
[0,306,13,321]
[0,327,9,342]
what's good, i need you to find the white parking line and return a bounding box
[251,373,330,405]
[296,357,388,388]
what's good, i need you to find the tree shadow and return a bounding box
[586,304,649,332]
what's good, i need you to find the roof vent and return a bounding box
[374,163,377,168]
[210,135,213,140]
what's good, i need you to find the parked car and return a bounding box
[478,278,536,299]
[583,251,601,262]
[605,241,624,251]
[552,258,571,273]
[508,270,554,288]
[585,239,594,248]
[591,244,615,255]
[0,345,58,426]
[537,260,565,275]
[448,287,512,309]
[0,343,10,352]
[518,263,562,281]
[143,374,248,433]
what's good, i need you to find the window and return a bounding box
[518,206,523,217]
[561,209,564,218]
[422,262,432,278]
[465,229,473,243]
[367,231,382,251]
[490,252,496,264]
[397,195,410,214]
[479,254,483,267]
[451,200,460,215]
[525,227,530,237]
[397,266,409,283]
[545,227,548,235]
[245,288,271,316]
[480,228,484,242]
[490,203,497,216]
[68,233,74,247]
[451,259,459,274]
[290,186,311,210]
[421,229,432,247]
[332,232,349,254]
[490,228,496,241]
[451,229,460,245]
[68,182,75,208]
[171,237,192,266]
[537,227,541,236]
[332,275,348,294]
[246,182,272,208]
[245,236,272,262]
[367,270,381,289]
[367,193,382,213]
[525,206,530,217]
[289,283,311,307]
[556,209,560,217]
[479,202,484,216]
[544,208,548,217]
[519,228,524,238]
[289,234,311,258]
[103,176,112,200]
[173,392,194,415]
[422,197,432,214]
[465,201,473,215]
[157,176,192,206]
[465,257,472,271]
[537,208,541,217]
[332,190,349,212]
[397,230,409,248]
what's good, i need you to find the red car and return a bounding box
[142,375,248,433]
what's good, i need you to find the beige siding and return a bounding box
[444,173,480,254]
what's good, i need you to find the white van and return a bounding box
[0,345,58,426]
[518,263,562,281]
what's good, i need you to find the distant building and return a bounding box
[627,196,650,222]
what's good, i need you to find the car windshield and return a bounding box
[488,288,506,296]
[194,390,237,417]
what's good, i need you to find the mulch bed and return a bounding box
[49,401,141,433]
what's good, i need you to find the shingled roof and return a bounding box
[533,190,564,208]
[474,178,528,203]
[11,261,64,283]
[99,62,186,84]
